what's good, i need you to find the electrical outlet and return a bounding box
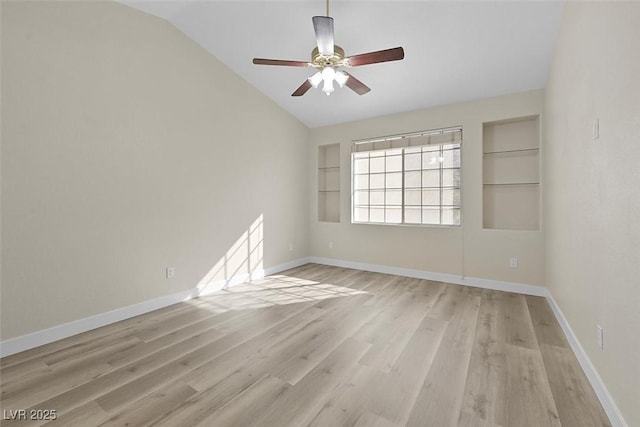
[510,257,518,268]
[329,241,334,249]
[597,324,604,350]
[166,267,175,279]
[288,243,293,252]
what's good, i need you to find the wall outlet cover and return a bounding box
[597,324,604,350]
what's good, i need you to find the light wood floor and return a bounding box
[1,264,610,427]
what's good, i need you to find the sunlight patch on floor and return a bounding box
[191,274,367,311]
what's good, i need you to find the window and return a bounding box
[351,127,462,226]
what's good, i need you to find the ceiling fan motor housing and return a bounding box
[312,45,345,67]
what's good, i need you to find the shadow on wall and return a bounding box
[196,214,265,295]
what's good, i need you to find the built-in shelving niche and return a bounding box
[483,116,540,230]
[318,143,340,222]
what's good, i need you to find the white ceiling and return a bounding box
[122,1,564,128]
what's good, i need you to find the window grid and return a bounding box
[352,144,461,226]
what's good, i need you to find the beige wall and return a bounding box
[544,2,640,425]
[0,1,309,340]
[309,90,545,287]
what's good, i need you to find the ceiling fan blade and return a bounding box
[292,80,313,97]
[343,72,371,95]
[312,16,334,56]
[346,47,405,67]
[253,58,310,67]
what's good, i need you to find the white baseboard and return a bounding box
[308,256,548,296]
[545,294,628,427]
[0,257,311,358]
[264,257,312,276]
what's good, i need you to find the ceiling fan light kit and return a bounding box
[309,66,349,96]
[252,1,405,97]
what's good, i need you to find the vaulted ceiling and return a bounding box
[122,1,564,128]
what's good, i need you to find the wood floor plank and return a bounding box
[525,295,568,348]
[196,375,290,427]
[269,298,376,385]
[319,266,360,285]
[364,275,414,308]
[526,296,610,426]
[0,358,49,386]
[250,337,371,427]
[1,356,114,410]
[132,307,226,342]
[310,287,372,311]
[342,271,390,294]
[1,328,131,374]
[49,306,219,368]
[403,279,447,307]
[406,294,481,427]
[353,411,400,427]
[3,326,225,426]
[147,369,268,426]
[354,291,420,344]
[155,336,370,427]
[539,343,611,426]
[503,293,538,349]
[307,364,382,427]
[314,266,362,287]
[320,267,359,286]
[98,382,197,427]
[151,306,338,426]
[180,304,329,392]
[42,401,109,427]
[0,264,611,427]
[102,315,226,367]
[340,270,385,292]
[458,290,507,427]
[94,302,313,413]
[356,292,430,373]
[504,344,561,427]
[427,283,467,321]
[2,335,141,393]
[364,315,449,425]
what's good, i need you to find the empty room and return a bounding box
[1,0,638,426]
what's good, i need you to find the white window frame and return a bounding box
[351,127,462,227]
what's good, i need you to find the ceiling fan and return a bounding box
[252,0,405,97]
